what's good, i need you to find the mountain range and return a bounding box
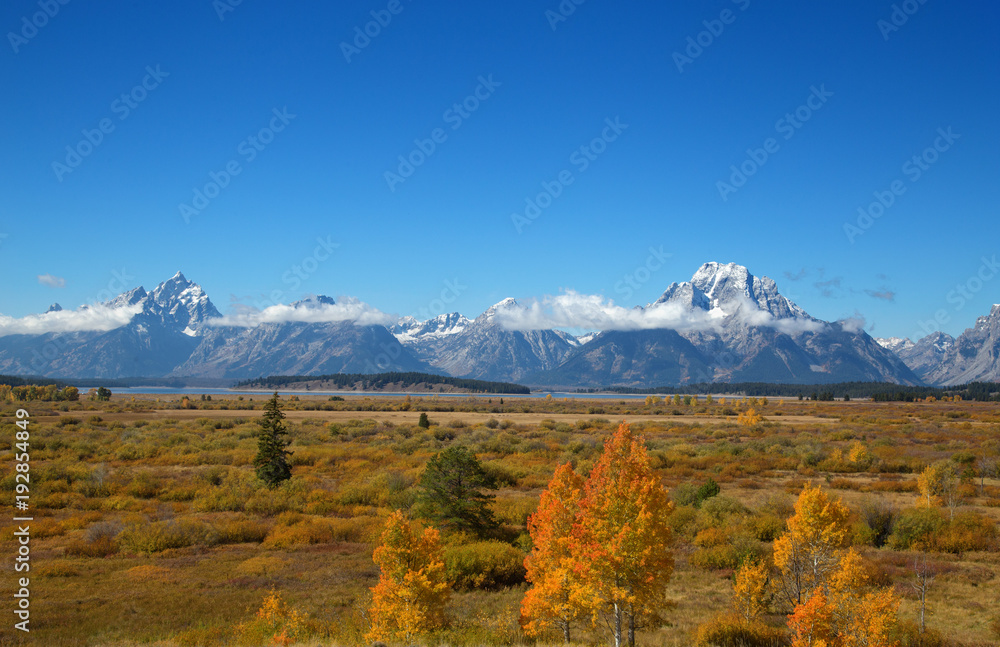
[1,264,996,387]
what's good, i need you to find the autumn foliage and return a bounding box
[774,484,851,606]
[779,487,901,647]
[522,422,675,647]
[366,511,450,643]
[521,462,585,642]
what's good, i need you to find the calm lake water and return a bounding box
[73,386,650,400]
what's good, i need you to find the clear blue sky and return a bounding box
[1,0,997,340]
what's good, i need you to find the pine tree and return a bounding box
[254,392,292,487]
[416,446,498,535]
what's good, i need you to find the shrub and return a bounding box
[262,516,371,548]
[215,518,271,544]
[700,495,748,524]
[694,614,789,647]
[934,511,999,553]
[746,514,785,542]
[443,540,526,590]
[888,508,946,550]
[859,497,897,548]
[119,518,216,554]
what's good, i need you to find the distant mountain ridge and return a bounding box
[0,263,994,386]
[878,305,1000,385]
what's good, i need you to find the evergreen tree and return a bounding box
[416,446,498,535]
[254,392,292,487]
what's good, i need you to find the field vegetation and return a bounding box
[1,392,999,646]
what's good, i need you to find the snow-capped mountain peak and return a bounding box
[876,337,916,354]
[656,262,808,321]
[482,297,518,320]
[392,312,471,343]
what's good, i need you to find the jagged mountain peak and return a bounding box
[46,303,63,313]
[655,261,808,321]
[141,273,221,333]
[482,297,518,320]
[102,286,148,310]
[290,295,336,308]
[876,336,916,354]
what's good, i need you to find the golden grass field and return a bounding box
[1,392,998,646]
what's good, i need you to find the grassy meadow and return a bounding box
[1,393,999,646]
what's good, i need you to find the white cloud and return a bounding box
[0,303,142,336]
[38,274,66,288]
[209,296,394,328]
[494,290,828,334]
[838,313,867,334]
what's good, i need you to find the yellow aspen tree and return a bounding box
[828,549,900,647]
[366,511,450,643]
[916,463,944,508]
[732,559,771,623]
[521,462,586,643]
[773,484,851,606]
[574,422,675,647]
[738,407,763,428]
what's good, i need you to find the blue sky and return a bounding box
[1,0,998,340]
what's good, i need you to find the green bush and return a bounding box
[444,540,526,590]
[888,507,946,550]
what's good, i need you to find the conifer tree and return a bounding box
[254,392,292,487]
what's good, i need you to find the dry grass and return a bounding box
[0,395,998,646]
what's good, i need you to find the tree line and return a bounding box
[235,372,531,394]
[589,381,998,401]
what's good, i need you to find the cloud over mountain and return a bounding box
[0,303,143,335]
[207,296,394,328]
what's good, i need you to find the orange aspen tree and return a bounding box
[774,484,851,606]
[789,590,833,647]
[788,549,900,647]
[521,462,586,643]
[574,422,675,647]
[828,549,900,647]
[366,511,450,643]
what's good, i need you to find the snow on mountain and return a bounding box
[876,337,916,354]
[392,312,471,344]
[537,262,919,386]
[912,305,1000,385]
